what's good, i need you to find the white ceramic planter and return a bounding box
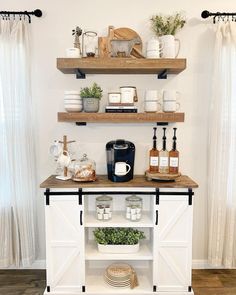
[97,243,139,254]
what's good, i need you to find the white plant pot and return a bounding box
[97,243,139,254]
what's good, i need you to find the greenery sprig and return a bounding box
[80,82,103,99]
[93,228,145,245]
[150,12,186,36]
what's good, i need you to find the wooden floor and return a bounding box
[0,269,236,294]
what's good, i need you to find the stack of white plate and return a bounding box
[64,90,83,112]
[104,263,132,288]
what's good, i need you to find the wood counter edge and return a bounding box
[40,175,199,189]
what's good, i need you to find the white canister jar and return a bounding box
[146,38,163,59]
[144,100,161,113]
[108,92,121,104]
[163,90,181,112]
[120,86,138,104]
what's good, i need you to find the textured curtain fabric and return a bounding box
[208,22,236,267]
[0,18,36,267]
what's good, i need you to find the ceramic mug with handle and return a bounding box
[115,162,131,176]
[163,90,181,112]
[159,35,180,58]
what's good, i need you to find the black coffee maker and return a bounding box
[106,139,135,182]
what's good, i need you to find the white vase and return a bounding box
[97,243,139,254]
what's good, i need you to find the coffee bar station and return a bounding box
[40,19,198,295]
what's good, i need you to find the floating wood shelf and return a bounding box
[57,58,186,79]
[57,112,185,124]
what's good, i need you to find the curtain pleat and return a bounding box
[0,18,36,267]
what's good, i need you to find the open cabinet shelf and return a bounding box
[58,112,185,124]
[57,57,186,78]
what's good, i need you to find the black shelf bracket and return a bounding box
[82,285,86,292]
[188,286,192,292]
[153,285,157,292]
[156,188,160,205]
[75,122,87,126]
[46,285,50,292]
[188,188,193,205]
[156,122,168,126]
[76,69,86,79]
[158,69,167,79]
[78,188,83,205]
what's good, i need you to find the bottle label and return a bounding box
[170,157,179,167]
[159,157,168,167]
[150,156,158,166]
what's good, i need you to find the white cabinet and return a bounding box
[41,177,197,295]
[45,192,85,294]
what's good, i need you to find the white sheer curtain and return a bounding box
[0,18,36,267]
[208,21,236,268]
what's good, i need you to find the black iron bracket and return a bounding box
[45,189,50,206]
[156,122,168,126]
[82,285,86,292]
[153,285,157,292]
[75,122,87,126]
[188,286,192,292]
[156,188,160,205]
[81,191,156,195]
[76,69,86,79]
[78,188,83,205]
[46,285,50,292]
[188,188,193,205]
[158,69,167,79]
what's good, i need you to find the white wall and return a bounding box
[4,0,235,264]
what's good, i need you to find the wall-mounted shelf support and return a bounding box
[156,122,168,126]
[76,69,86,79]
[76,122,87,126]
[158,69,167,79]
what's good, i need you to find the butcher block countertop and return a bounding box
[40,175,198,189]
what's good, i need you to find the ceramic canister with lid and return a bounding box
[96,195,113,221]
[125,195,142,221]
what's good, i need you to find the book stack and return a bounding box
[105,103,138,113]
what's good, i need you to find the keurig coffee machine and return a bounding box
[106,139,135,182]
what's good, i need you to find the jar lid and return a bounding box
[125,195,142,202]
[96,195,113,202]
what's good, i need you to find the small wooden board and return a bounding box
[145,170,181,182]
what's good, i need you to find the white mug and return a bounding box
[120,86,138,103]
[66,48,81,58]
[159,35,180,58]
[57,151,71,167]
[144,101,162,113]
[163,90,180,101]
[146,38,163,59]
[49,141,63,157]
[115,162,131,176]
[163,101,180,112]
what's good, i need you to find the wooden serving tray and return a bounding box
[145,170,181,182]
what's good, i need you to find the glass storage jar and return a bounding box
[71,154,96,182]
[96,195,113,221]
[125,195,142,221]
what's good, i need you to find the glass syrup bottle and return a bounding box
[159,127,169,174]
[169,128,179,174]
[149,127,159,173]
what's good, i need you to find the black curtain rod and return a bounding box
[201,10,236,23]
[0,9,42,23]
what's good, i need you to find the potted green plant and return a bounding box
[93,227,145,254]
[150,12,186,58]
[80,82,103,112]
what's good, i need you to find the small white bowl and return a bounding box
[64,90,80,95]
[64,94,81,99]
[65,105,83,112]
[64,99,83,104]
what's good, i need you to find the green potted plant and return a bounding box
[80,82,103,112]
[150,12,186,58]
[93,227,145,254]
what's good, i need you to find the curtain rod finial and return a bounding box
[201,10,210,18]
[34,9,42,17]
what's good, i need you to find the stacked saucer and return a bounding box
[64,90,83,112]
[104,263,138,289]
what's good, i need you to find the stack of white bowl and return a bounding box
[64,90,83,112]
